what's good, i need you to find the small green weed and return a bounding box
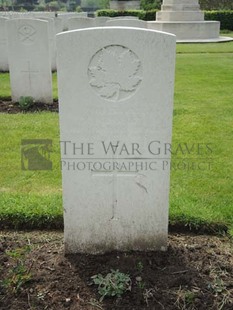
[18,96,35,110]
[91,269,131,301]
[136,277,145,290]
[3,245,32,294]
[184,291,196,305]
[208,277,227,294]
[136,261,144,273]
[207,276,231,310]
[174,287,198,309]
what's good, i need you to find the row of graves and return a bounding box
[0,12,148,103]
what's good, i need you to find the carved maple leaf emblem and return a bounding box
[88,46,142,102]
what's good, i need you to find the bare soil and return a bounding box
[0,100,58,113]
[0,231,232,310]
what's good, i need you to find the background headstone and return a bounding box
[0,17,9,71]
[7,19,53,103]
[113,16,139,19]
[54,17,63,34]
[57,27,176,254]
[58,12,88,30]
[17,12,35,19]
[94,16,111,26]
[33,12,56,19]
[106,19,147,28]
[39,17,57,71]
[68,17,95,30]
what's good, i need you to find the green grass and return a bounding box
[0,40,233,234]
[0,113,63,229]
[171,47,233,233]
[0,73,11,100]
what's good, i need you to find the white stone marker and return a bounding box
[114,16,139,19]
[57,27,176,254]
[39,17,57,71]
[54,17,63,34]
[17,12,36,19]
[94,16,111,26]
[68,17,95,30]
[0,17,9,71]
[7,19,53,103]
[58,12,88,30]
[33,12,56,19]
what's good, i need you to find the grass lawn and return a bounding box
[171,51,233,234]
[0,39,233,234]
[0,113,62,229]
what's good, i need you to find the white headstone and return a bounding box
[7,19,53,103]
[68,17,95,30]
[94,16,111,26]
[57,27,176,254]
[33,12,56,19]
[58,12,88,30]
[17,12,36,19]
[1,12,21,19]
[114,16,139,19]
[54,17,63,34]
[0,17,9,71]
[39,17,57,71]
[106,19,147,28]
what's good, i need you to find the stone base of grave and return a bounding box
[147,21,225,42]
[156,11,204,21]
[177,36,233,43]
[64,231,168,254]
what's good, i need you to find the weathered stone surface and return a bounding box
[106,19,147,28]
[68,17,95,30]
[7,19,53,103]
[0,17,9,71]
[57,27,176,254]
[149,0,224,42]
[94,16,111,26]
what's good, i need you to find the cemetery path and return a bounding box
[0,231,232,310]
[0,100,58,113]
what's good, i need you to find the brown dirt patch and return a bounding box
[0,100,58,113]
[0,231,233,310]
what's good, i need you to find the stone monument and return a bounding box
[148,0,233,42]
